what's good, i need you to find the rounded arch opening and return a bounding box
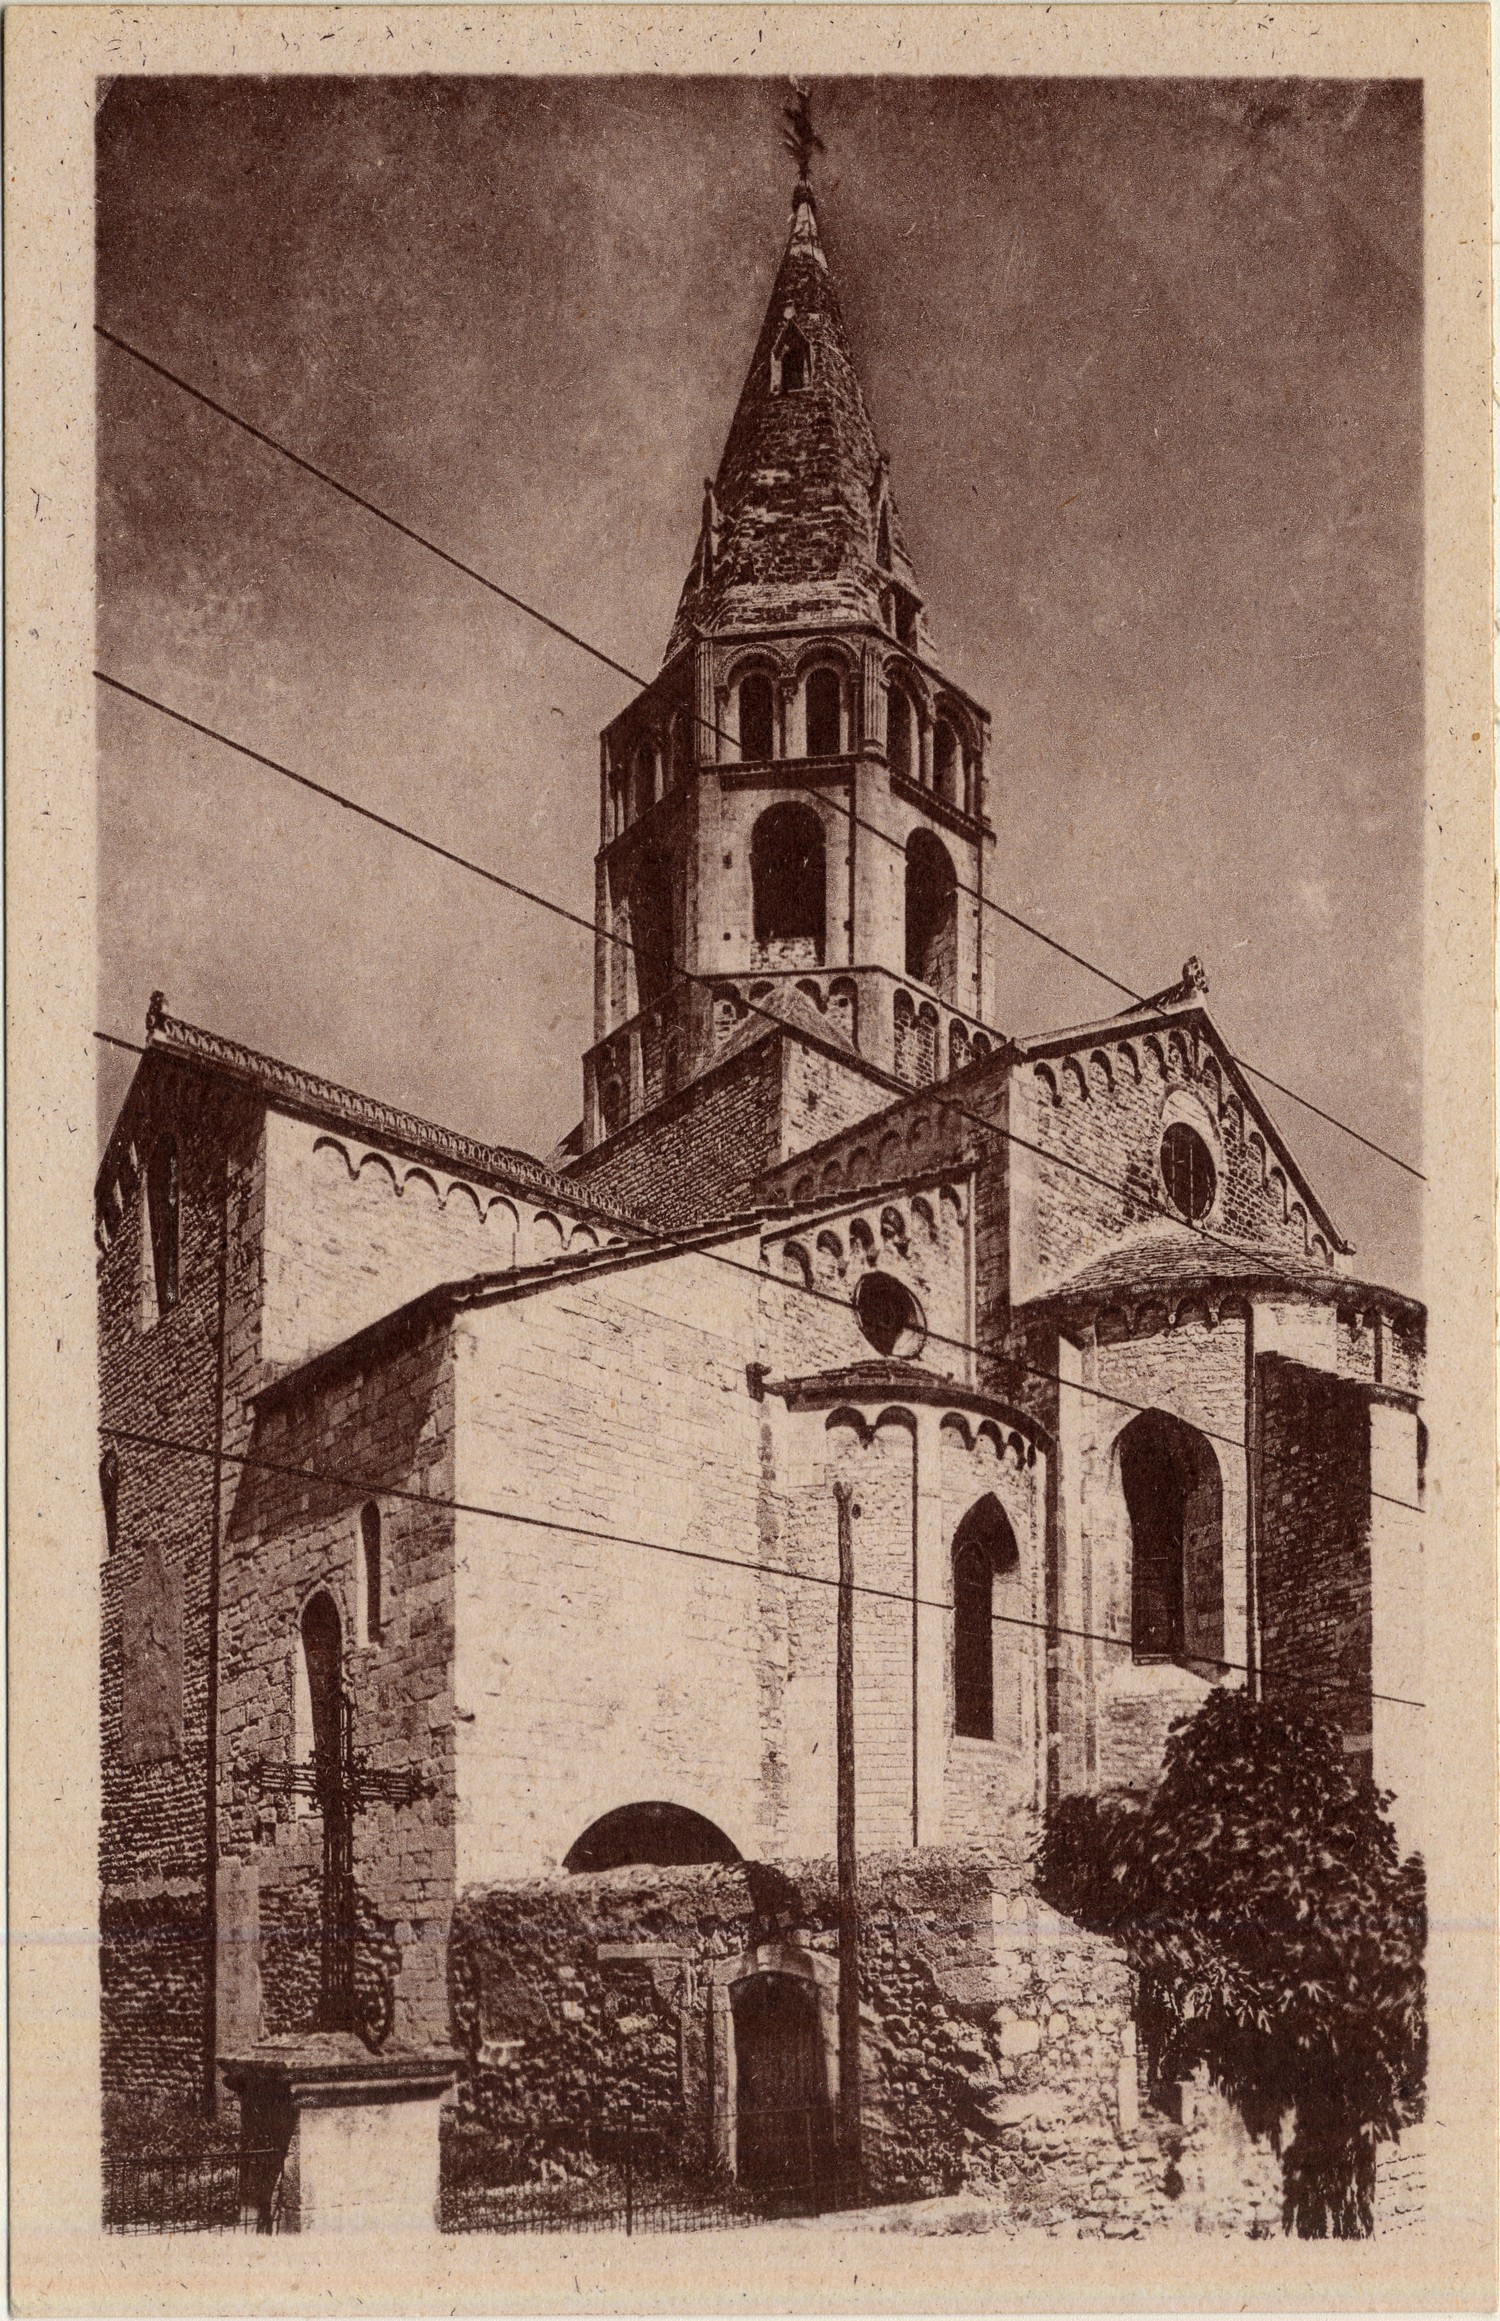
[951,1494,1020,1740]
[751,803,826,965]
[1117,1410,1224,1665]
[737,671,776,763]
[804,666,842,758]
[563,1801,741,1874]
[631,846,675,1006]
[298,1589,344,1784]
[905,829,957,1001]
[852,1269,926,1358]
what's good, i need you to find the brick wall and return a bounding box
[97,1059,265,2137]
[570,1029,891,1228]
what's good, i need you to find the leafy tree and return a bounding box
[1036,1688,1425,2237]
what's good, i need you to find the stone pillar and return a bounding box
[861,646,885,756]
[1053,1334,1089,1798]
[221,2038,459,2235]
[918,713,934,791]
[780,677,803,765]
[692,642,716,765]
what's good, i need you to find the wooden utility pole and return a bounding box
[834,1481,862,2198]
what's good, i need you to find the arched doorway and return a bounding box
[731,1973,835,2196]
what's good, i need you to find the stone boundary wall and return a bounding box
[448,1848,1281,2235]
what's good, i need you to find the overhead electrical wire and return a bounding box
[100,1421,1427,1714]
[95,671,1417,1333]
[95,320,1424,1185]
[93,1014,1426,1520]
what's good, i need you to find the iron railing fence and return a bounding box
[103,2147,285,2235]
[441,2108,853,2236]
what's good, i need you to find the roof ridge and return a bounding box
[111,1004,645,1231]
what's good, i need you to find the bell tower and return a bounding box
[579,131,1001,1156]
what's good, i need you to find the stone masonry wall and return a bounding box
[258,1110,621,1379]
[448,1851,1281,2236]
[760,1175,971,1386]
[1014,1025,1337,1306]
[216,1317,458,2057]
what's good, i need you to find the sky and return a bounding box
[96,74,1423,1291]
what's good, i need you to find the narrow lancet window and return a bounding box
[360,1503,383,1644]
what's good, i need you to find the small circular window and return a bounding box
[854,1270,926,1358]
[1160,1122,1216,1220]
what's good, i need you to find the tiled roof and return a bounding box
[101,1003,643,1230]
[1016,1220,1422,1320]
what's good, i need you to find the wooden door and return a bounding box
[731,1974,834,2197]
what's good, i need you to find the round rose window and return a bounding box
[853,1270,927,1358]
[1160,1122,1216,1221]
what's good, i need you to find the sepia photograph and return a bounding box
[6,8,1494,2309]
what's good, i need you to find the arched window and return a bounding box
[600,1077,627,1138]
[751,803,825,963]
[738,672,776,762]
[1118,1411,1224,1664]
[632,848,674,1006]
[299,1590,343,1788]
[147,1133,179,1316]
[886,685,916,782]
[775,324,810,393]
[359,1503,383,1645]
[952,1495,1020,1740]
[804,667,842,758]
[933,719,961,806]
[563,1801,741,1873]
[905,829,957,1000]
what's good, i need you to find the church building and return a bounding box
[96,163,1424,2235]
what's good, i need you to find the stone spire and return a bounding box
[665,174,921,661]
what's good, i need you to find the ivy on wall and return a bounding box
[1036,1688,1426,2238]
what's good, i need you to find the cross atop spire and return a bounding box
[782,80,825,193]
